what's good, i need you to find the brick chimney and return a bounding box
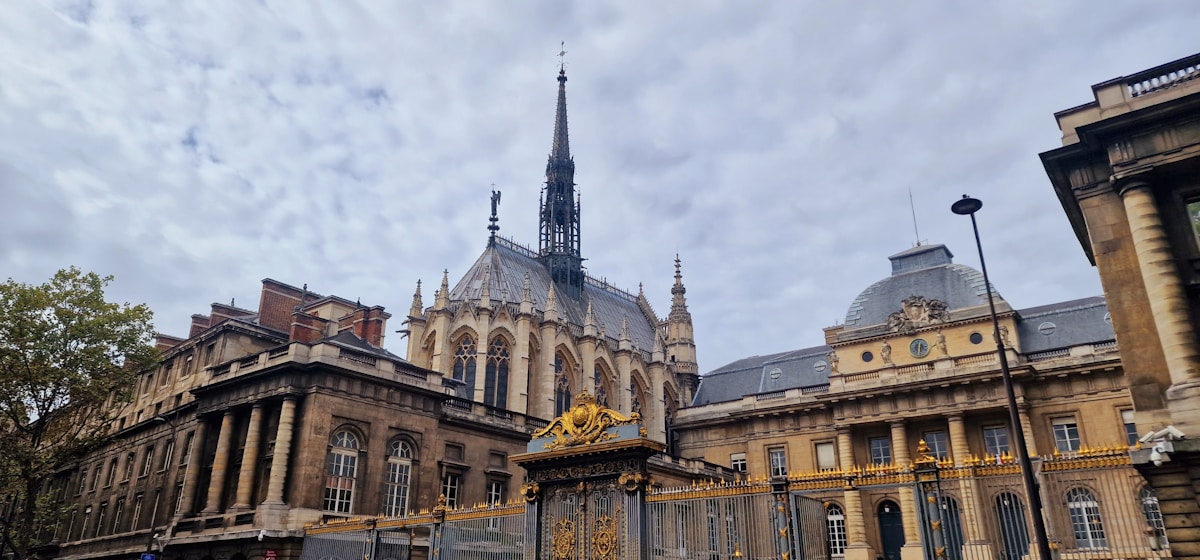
[259,279,315,333]
[155,334,185,353]
[290,311,331,344]
[189,314,211,338]
[337,306,390,348]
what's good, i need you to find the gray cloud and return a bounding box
[1,0,1197,371]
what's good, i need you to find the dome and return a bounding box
[843,244,1001,328]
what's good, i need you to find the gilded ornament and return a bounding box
[551,518,575,560]
[532,388,642,450]
[520,481,540,502]
[591,515,618,560]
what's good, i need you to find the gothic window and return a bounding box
[594,364,610,407]
[323,430,359,513]
[484,337,510,408]
[1066,487,1107,549]
[827,503,847,556]
[452,335,477,389]
[554,353,572,416]
[383,439,414,517]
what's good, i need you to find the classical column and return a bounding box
[891,422,921,560]
[838,428,875,560]
[1018,406,1038,457]
[947,416,989,556]
[176,419,207,517]
[202,410,236,513]
[231,403,263,509]
[947,415,969,466]
[263,397,296,505]
[1121,182,1200,387]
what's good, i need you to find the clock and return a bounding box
[909,338,930,358]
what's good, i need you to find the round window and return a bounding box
[1038,322,1056,335]
[769,367,782,380]
[969,332,984,344]
[813,360,828,373]
[861,351,874,363]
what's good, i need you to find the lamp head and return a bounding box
[951,195,982,216]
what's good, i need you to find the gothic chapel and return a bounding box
[403,68,699,444]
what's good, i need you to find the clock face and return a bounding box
[909,338,930,358]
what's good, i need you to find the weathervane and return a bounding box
[558,41,567,72]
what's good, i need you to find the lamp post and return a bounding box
[951,195,1052,560]
[148,413,180,557]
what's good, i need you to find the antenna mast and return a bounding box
[908,187,922,247]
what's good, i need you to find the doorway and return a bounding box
[878,499,905,560]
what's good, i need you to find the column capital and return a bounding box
[1114,176,1153,197]
[946,413,964,422]
[889,420,907,429]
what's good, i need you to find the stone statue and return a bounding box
[935,331,947,355]
[828,350,839,373]
[881,340,892,364]
[998,325,1012,348]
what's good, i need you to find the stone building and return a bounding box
[46,280,541,560]
[673,244,1157,560]
[1041,52,1200,559]
[401,66,699,446]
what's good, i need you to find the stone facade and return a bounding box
[1042,52,1200,559]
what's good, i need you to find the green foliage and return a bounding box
[0,268,156,556]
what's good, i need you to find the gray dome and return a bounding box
[843,244,1001,328]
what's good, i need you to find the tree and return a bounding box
[0,268,156,557]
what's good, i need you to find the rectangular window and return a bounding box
[206,343,216,364]
[383,456,412,517]
[149,490,161,528]
[869,437,892,465]
[487,479,505,505]
[161,361,172,386]
[815,442,837,470]
[768,447,788,477]
[1123,410,1138,446]
[161,438,175,472]
[323,450,358,513]
[91,467,101,491]
[80,506,91,540]
[183,354,194,375]
[77,469,88,495]
[1186,200,1200,250]
[730,452,747,474]
[95,502,107,536]
[1053,417,1081,453]
[131,494,144,530]
[124,452,136,481]
[923,431,949,459]
[180,432,195,466]
[105,458,118,487]
[112,497,125,534]
[141,446,155,476]
[445,443,464,461]
[983,426,1010,458]
[174,481,185,515]
[442,473,461,508]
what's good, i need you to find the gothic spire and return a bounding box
[433,269,450,310]
[669,254,691,321]
[539,63,583,298]
[409,279,423,317]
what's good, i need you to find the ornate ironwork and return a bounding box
[531,388,642,450]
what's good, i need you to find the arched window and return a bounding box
[1066,487,1107,549]
[826,503,847,556]
[452,335,477,390]
[594,363,611,407]
[554,353,572,416]
[1141,487,1168,549]
[382,439,414,517]
[323,430,359,513]
[484,337,510,408]
[631,380,644,415]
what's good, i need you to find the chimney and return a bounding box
[338,306,390,348]
[259,279,312,332]
[189,314,211,338]
[290,311,330,344]
[155,334,185,353]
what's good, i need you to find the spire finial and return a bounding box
[558,41,567,73]
[434,269,450,310]
[488,186,501,244]
[410,279,423,317]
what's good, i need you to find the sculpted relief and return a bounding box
[886,295,948,334]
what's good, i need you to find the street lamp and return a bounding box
[951,195,1053,560]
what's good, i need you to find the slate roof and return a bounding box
[1014,296,1113,353]
[448,237,659,351]
[692,244,1115,407]
[844,244,1000,327]
[693,345,832,405]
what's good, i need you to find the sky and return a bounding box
[2,1,1198,372]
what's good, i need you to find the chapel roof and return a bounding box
[447,236,660,351]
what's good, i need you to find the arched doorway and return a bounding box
[878,499,905,560]
[942,497,965,560]
[994,492,1029,560]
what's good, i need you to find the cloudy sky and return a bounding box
[2,1,1197,371]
